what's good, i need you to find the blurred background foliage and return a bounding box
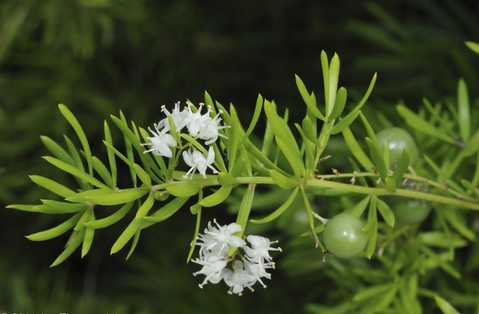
[0,0,478,313]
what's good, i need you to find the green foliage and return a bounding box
[350,2,479,100]
[2,2,479,311]
[8,49,479,312]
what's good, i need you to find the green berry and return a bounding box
[393,200,431,225]
[377,127,419,167]
[323,213,368,258]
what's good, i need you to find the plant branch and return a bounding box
[316,171,476,202]
[151,175,479,211]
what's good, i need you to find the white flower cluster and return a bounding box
[143,102,227,177]
[192,220,281,296]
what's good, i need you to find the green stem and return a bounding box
[307,179,479,210]
[151,175,479,211]
[473,153,479,187]
[300,186,320,247]
[236,176,274,185]
[313,121,334,170]
[316,171,476,202]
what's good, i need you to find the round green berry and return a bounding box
[377,127,419,167]
[393,200,431,225]
[323,213,368,258]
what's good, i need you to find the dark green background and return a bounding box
[0,1,478,313]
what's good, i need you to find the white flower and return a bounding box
[192,255,228,288]
[197,112,227,145]
[142,124,176,158]
[244,235,282,263]
[182,146,218,178]
[196,220,245,259]
[244,259,274,288]
[193,220,245,289]
[159,101,191,132]
[185,103,206,136]
[192,220,281,296]
[222,260,257,295]
[186,103,228,145]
